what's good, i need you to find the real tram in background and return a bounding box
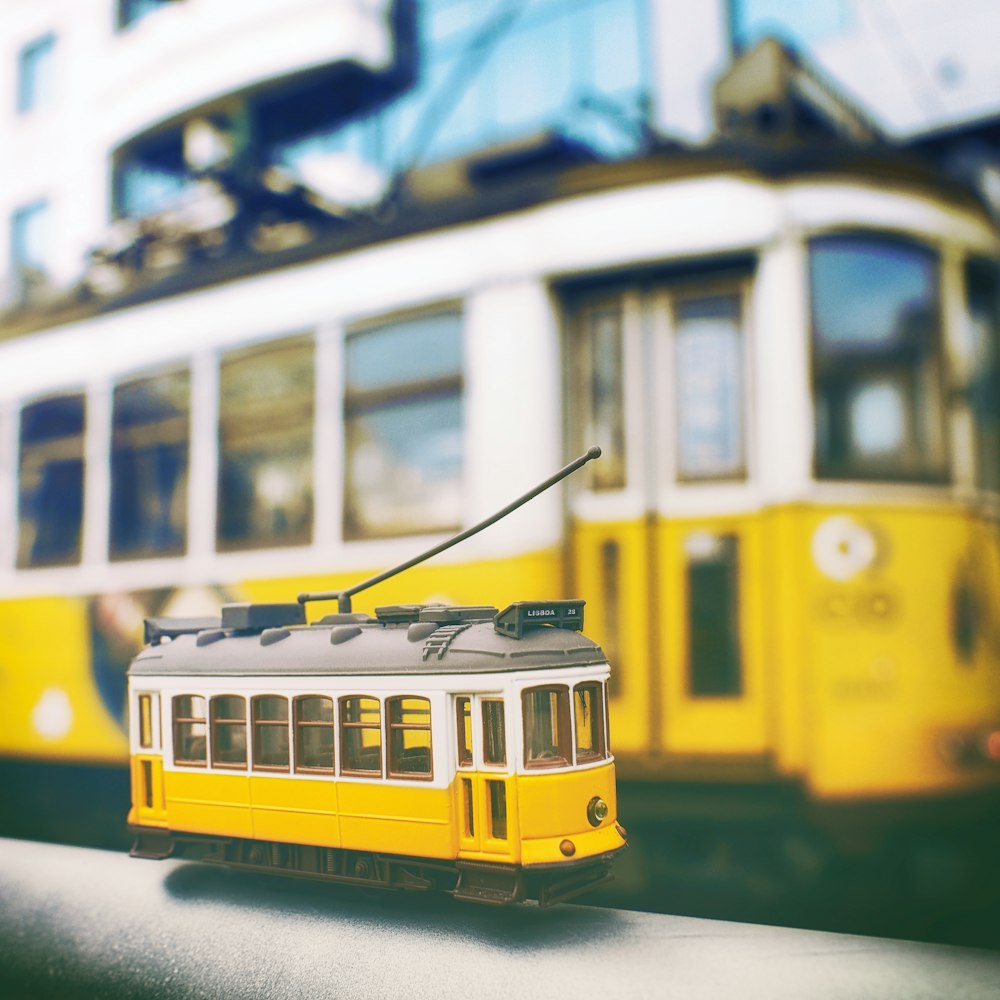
[1,140,1000,875]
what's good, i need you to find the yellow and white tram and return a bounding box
[127,598,624,904]
[2,143,999,847]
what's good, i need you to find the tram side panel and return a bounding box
[800,503,1000,801]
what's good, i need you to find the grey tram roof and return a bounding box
[129,602,607,679]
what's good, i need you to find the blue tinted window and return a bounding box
[344,312,463,539]
[18,394,86,568]
[809,234,947,482]
[110,367,191,560]
[965,258,1000,491]
[10,201,49,276]
[729,0,850,53]
[17,33,55,114]
[275,0,650,174]
[117,0,177,30]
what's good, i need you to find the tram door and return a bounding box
[453,695,515,858]
[565,278,770,764]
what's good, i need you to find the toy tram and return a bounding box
[127,449,627,906]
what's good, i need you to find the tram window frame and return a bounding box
[672,291,748,482]
[573,682,607,763]
[110,365,191,561]
[342,309,464,541]
[216,335,315,553]
[138,693,154,749]
[522,685,572,769]
[964,257,1000,492]
[569,296,627,491]
[482,698,507,768]
[210,695,247,769]
[172,694,207,767]
[808,233,948,483]
[251,695,290,772]
[294,695,335,774]
[17,392,86,569]
[455,696,473,769]
[387,696,433,780]
[339,695,382,777]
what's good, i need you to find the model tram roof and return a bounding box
[130,602,606,679]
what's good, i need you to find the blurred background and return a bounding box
[2,0,1000,949]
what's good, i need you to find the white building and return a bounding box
[3,0,997,315]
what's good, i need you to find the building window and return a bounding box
[114,127,190,219]
[522,685,571,769]
[674,293,746,480]
[210,695,247,769]
[217,335,314,551]
[275,0,650,175]
[110,366,190,560]
[344,312,463,539]
[573,682,607,762]
[117,0,180,31]
[17,33,55,114]
[294,696,335,773]
[10,200,50,289]
[340,696,382,776]
[252,695,289,771]
[173,695,206,766]
[387,696,432,779]
[810,234,947,482]
[729,0,850,54]
[17,393,85,568]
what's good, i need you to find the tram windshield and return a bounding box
[523,682,608,768]
[809,234,947,483]
[965,257,1000,492]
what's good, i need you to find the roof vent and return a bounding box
[221,602,305,631]
[494,600,585,639]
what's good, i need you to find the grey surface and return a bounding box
[1,838,998,999]
[131,616,604,677]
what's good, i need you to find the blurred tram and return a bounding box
[1,137,999,874]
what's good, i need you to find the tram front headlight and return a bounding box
[587,796,609,827]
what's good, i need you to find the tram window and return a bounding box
[456,697,473,769]
[686,533,742,697]
[173,695,206,766]
[343,311,463,539]
[574,682,607,762]
[574,300,626,490]
[387,696,432,779]
[482,699,506,767]
[294,696,335,773]
[138,694,153,749]
[110,366,190,560]
[674,294,745,480]
[488,780,508,841]
[210,695,247,768]
[964,258,1000,492]
[17,393,85,568]
[809,235,946,482]
[522,686,571,768]
[217,336,314,551]
[340,696,382,776]
[252,695,289,771]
